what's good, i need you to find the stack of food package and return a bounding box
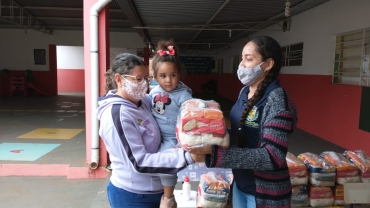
[332,184,345,205]
[320,151,360,205]
[298,152,335,207]
[176,99,230,151]
[343,150,370,183]
[308,186,334,207]
[286,152,309,207]
[320,151,360,184]
[196,172,232,208]
[291,185,309,207]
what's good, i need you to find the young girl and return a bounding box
[149,40,193,208]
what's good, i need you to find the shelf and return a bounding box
[335,56,362,62]
[336,36,370,44]
[337,45,364,50]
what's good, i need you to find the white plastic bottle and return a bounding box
[182,176,191,201]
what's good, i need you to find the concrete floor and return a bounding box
[0,92,356,208]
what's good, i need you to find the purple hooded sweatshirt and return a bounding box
[97,90,193,194]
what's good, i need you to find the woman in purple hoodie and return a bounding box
[97,53,202,208]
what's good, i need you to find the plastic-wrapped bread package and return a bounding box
[176,99,230,151]
[309,186,334,207]
[223,172,234,185]
[320,151,360,184]
[332,185,344,205]
[196,172,230,208]
[287,152,308,185]
[343,150,370,183]
[297,152,336,187]
[291,185,309,207]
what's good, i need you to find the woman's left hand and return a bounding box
[189,145,212,155]
[190,153,205,163]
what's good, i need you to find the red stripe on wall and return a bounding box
[57,69,85,92]
[280,74,370,154]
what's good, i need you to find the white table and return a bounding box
[174,190,198,208]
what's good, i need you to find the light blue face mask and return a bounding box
[237,62,264,86]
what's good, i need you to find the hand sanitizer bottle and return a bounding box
[182,176,191,201]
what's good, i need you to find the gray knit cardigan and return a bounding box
[206,87,298,208]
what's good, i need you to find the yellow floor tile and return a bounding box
[17,128,84,139]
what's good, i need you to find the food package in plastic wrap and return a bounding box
[343,150,370,183]
[320,151,360,184]
[287,152,308,185]
[224,172,234,185]
[332,185,344,205]
[176,99,230,151]
[297,152,336,187]
[291,185,309,207]
[196,172,230,208]
[309,186,334,207]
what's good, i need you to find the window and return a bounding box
[333,29,370,86]
[231,55,239,76]
[34,49,46,65]
[281,42,303,66]
[216,59,224,75]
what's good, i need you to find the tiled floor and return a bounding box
[0,92,86,165]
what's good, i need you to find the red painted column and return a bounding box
[48,45,58,95]
[144,47,149,65]
[83,0,109,175]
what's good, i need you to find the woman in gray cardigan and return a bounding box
[192,36,298,208]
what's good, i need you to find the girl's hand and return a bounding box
[189,145,212,155]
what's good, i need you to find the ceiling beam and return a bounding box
[229,0,327,42]
[0,5,122,12]
[184,0,232,50]
[1,0,53,34]
[1,16,130,23]
[115,0,151,45]
[132,26,282,31]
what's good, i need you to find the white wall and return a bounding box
[0,29,146,71]
[216,0,370,75]
[57,46,85,69]
[56,46,138,69]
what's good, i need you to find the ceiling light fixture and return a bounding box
[285,0,291,17]
[283,0,291,32]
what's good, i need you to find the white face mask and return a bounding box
[237,62,264,86]
[122,78,148,100]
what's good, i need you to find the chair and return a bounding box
[10,76,27,96]
[24,69,33,95]
[0,68,10,95]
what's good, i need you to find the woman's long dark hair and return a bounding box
[237,36,282,147]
